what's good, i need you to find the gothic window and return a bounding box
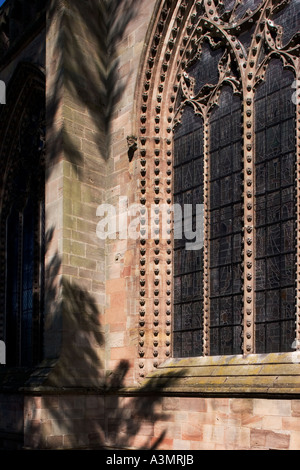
[0,67,45,367]
[4,131,45,367]
[6,190,45,367]
[170,0,299,358]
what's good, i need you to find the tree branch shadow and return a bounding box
[47,0,140,173]
[1,0,187,451]
[25,224,187,450]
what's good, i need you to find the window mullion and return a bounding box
[242,69,256,355]
[203,114,210,356]
[295,57,300,352]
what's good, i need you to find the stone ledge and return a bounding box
[0,360,56,393]
[1,353,300,398]
[139,353,300,397]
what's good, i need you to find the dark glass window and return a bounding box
[4,115,45,367]
[21,198,35,365]
[187,42,223,95]
[171,0,298,359]
[6,208,20,366]
[273,0,300,47]
[6,193,44,367]
[254,59,296,353]
[173,106,204,358]
[209,87,243,356]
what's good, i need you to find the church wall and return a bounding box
[43,1,108,384]
[103,0,157,384]
[22,394,300,450]
[0,394,23,449]
[1,0,300,451]
[42,0,158,388]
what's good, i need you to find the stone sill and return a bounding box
[138,352,300,398]
[1,353,300,398]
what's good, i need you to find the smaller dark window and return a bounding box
[6,191,44,367]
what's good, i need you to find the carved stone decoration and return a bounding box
[134,0,300,376]
[127,135,138,162]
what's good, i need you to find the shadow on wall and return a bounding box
[27,228,185,450]
[35,0,188,450]
[47,0,140,169]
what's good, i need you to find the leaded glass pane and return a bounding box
[273,0,300,47]
[188,42,224,95]
[21,199,35,366]
[209,86,243,356]
[6,209,20,366]
[173,105,204,358]
[220,0,263,20]
[254,59,296,353]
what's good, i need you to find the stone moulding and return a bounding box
[140,352,300,397]
[1,354,300,398]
